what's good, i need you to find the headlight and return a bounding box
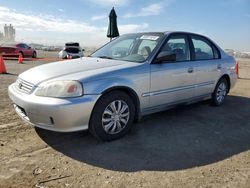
[35,80,83,98]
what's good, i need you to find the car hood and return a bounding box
[19,57,136,85]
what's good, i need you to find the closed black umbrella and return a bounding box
[107,7,119,41]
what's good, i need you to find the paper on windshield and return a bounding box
[140,35,159,40]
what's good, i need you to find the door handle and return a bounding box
[217,64,222,69]
[188,67,194,73]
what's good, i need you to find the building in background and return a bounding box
[0,32,4,41]
[0,24,16,43]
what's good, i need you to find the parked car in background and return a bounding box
[0,43,37,58]
[58,42,84,59]
[8,31,237,141]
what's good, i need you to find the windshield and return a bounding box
[91,33,164,63]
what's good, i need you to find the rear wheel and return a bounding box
[32,51,37,58]
[211,78,228,106]
[89,91,135,141]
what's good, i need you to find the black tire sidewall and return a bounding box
[32,51,37,58]
[212,78,228,106]
[89,91,135,141]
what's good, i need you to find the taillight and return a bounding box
[235,61,239,78]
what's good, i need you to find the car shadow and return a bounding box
[36,95,250,172]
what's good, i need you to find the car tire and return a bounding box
[89,91,135,141]
[32,51,37,58]
[211,78,228,106]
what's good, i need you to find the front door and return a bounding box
[149,34,196,108]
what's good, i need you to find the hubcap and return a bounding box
[216,82,227,103]
[102,100,130,134]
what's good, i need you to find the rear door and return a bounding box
[189,35,222,97]
[149,34,196,108]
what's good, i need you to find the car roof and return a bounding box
[124,31,215,44]
[124,31,207,37]
[164,31,208,36]
[122,32,164,36]
[121,31,218,49]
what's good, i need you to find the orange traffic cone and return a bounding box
[18,53,24,64]
[0,55,7,74]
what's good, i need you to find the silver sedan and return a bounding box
[8,31,237,141]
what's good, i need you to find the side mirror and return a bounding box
[153,51,176,64]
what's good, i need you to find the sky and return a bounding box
[0,0,249,51]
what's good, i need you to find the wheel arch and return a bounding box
[32,51,37,58]
[218,74,231,93]
[102,86,141,122]
[90,86,141,124]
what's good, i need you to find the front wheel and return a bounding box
[211,78,228,106]
[89,91,135,141]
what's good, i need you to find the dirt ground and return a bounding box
[0,53,250,188]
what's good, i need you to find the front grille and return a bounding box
[15,78,34,94]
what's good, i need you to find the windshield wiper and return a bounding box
[97,56,113,59]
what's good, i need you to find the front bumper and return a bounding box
[8,83,100,132]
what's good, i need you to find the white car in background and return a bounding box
[58,42,84,59]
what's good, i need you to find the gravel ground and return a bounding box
[0,54,250,188]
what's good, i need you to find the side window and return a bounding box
[191,35,219,60]
[159,35,190,62]
[19,44,26,48]
[212,45,220,59]
[24,44,30,49]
